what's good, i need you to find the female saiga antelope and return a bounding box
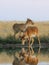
[20,26,41,54]
[13,18,34,38]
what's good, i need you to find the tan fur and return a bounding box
[25,55,38,65]
[20,26,41,54]
[13,18,34,38]
[19,52,38,65]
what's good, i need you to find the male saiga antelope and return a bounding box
[13,18,34,38]
[19,26,41,54]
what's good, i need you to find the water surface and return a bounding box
[0,62,49,65]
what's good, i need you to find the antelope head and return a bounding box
[25,18,34,25]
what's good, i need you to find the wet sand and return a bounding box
[0,52,49,63]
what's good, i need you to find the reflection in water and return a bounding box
[0,62,49,65]
[0,64,12,65]
[38,62,49,65]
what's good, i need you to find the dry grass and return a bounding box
[0,21,49,38]
[0,21,49,63]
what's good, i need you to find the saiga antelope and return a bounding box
[19,26,41,54]
[13,18,34,38]
[19,51,38,65]
[12,53,25,65]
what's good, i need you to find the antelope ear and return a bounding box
[27,18,31,21]
[27,18,30,21]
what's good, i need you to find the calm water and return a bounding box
[0,62,49,65]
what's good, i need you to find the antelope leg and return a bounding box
[37,35,41,54]
[21,39,26,53]
[30,38,34,54]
